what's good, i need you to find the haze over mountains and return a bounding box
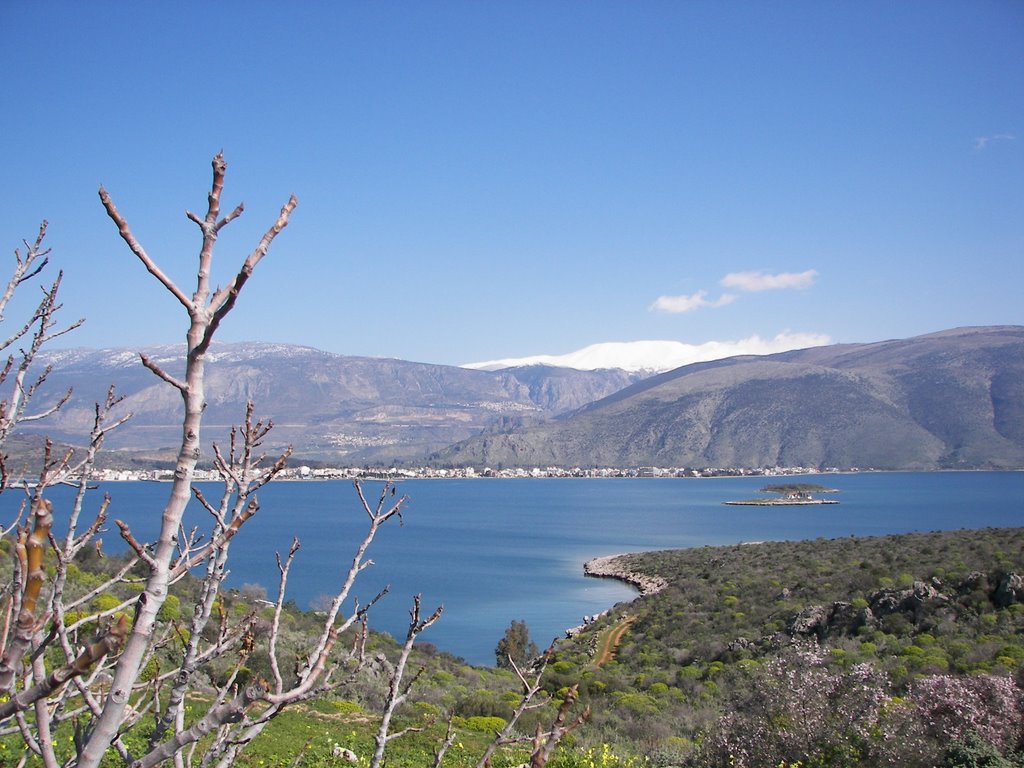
[21,326,1024,471]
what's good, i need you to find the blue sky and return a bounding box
[2,2,1021,366]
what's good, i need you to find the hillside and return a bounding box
[21,344,639,464]
[550,527,1024,766]
[434,326,1024,470]
[16,326,1024,470]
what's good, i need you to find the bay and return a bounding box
[7,472,1022,666]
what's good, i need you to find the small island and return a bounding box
[724,482,840,506]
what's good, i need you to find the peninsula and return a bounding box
[583,554,668,596]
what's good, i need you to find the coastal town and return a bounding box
[89,463,858,483]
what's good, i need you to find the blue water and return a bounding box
[6,472,1022,666]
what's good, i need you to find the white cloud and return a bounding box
[462,331,833,373]
[974,133,1015,150]
[649,290,736,314]
[720,269,818,292]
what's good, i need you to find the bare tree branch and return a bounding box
[269,538,300,694]
[139,353,187,392]
[0,498,53,693]
[370,595,443,768]
[0,616,129,723]
[475,644,588,768]
[0,221,49,323]
[98,188,192,310]
[132,683,268,768]
[0,160,552,768]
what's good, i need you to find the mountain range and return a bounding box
[437,326,1024,470]
[24,344,640,465]
[17,326,1024,471]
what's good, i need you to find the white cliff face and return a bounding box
[461,332,831,374]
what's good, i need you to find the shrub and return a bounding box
[159,593,181,621]
[91,593,123,613]
[460,716,507,734]
[911,675,1024,753]
[943,731,1023,768]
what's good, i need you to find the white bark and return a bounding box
[78,155,295,768]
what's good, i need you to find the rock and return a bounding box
[869,582,948,622]
[995,573,1023,607]
[828,601,870,635]
[907,581,945,611]
[727,637,755,653]
[869,589,904,616]
[958,571,990,594]
[332,745,359,763]
[787,605,828,639]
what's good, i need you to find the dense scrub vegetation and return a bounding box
[545,527,1024,766]
[4,526,1020,766]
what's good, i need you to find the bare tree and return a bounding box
[0,156,586,768]
[0,221,83,486]
[466,647,590,768]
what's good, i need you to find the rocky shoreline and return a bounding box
[583,554,669,597]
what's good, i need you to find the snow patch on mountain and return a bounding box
[39,342,335,370]
[461,332,833,373]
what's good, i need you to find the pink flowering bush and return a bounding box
[695,644,1023,768]
[910,674,1024,753]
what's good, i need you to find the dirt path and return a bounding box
[594,615,635,666]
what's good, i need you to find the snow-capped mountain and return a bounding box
[439,326,1024,471]
[461,332,833,373]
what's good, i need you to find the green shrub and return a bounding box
[943,731,1020,768]
[614,692,659,715]
[460,715,507,734]
[325,699,366,715]
[92,593,123,613]
[159,594,181,621]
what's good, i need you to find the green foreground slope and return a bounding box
[3,528,1020,767]
[549,527,1024,766]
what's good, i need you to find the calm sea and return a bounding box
[8,472,1023,666]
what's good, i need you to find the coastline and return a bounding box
[584,554,669,597]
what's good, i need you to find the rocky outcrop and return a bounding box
[787,605,830,639]
[869,581,948,622]
[995,573,1023,607]
[584,555,668,596]
[787,601,872,640]
[781,569,1024,645]
[829,601,871,635]
[958,571,990,594]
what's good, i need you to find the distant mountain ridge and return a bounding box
[18,326,1024,470]
[24,343,641,464]
[435,326,1024,471]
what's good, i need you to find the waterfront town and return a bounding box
[90,463,856,483]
